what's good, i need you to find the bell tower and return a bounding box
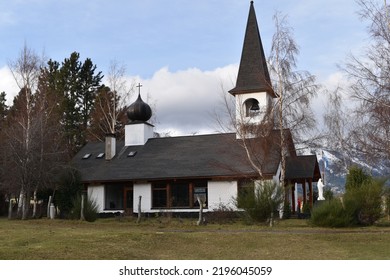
[229,1,276,137]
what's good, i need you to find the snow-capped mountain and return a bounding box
[304,149,389,194]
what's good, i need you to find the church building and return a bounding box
[72,1,320,215]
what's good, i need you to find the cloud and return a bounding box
[0,66,19,105]
[311,70,360,130]
[1,63,239,136]
[1,62,357,137]
[136,66,358,137]
[135,65,238,136]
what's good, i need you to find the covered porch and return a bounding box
[284,155,321,214]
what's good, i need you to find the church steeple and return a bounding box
[229,1,275,97]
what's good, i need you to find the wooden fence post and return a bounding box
[137,196,142,223]
[80,194,85,221]
[197,195,205,226]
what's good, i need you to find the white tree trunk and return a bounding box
[17,188,25,218]
[21,191,28,220]
[47,195,52,219]
[32,190,37,218]
[8,195,13,220]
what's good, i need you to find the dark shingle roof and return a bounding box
[229,2,275,97]
[285,155,321,181]
[72,132,286,183]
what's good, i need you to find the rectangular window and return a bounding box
[152,182,168,208]
[237,179,255,208]
[152,180,208,209]
[105,184,124,210]
[193,181,208,208]
[171,181,190,207]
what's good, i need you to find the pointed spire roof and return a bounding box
[229,1,275,97]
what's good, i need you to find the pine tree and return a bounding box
[44,52,103,154]
[0,92,8,125]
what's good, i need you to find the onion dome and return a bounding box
[127,93,152,122]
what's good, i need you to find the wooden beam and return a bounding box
[189,183,194,207]
[291,185,296,214]
[309,178,313,208]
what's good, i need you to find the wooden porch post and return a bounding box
[309,178,313,208]
[291,185,296,214]
[302,179,307,205]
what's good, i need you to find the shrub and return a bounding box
[301,202,311,219]
[282,201,291,219]
[345,165,371,192]
[236,181,284,225]
[343,179,384,226]
[207,202,238,224]
[323,188,334,201]
[55,168,83,219]
[311,166,384,227]
[384,188,390,219]
[70,195,99,222]
[310,199,353,227]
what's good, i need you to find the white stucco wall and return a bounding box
[236,92,269,120]
[125,123,154,146]
[89,180,241,214]
[87,185,105,213]
[133,182,152,213]
[208,180,238,211]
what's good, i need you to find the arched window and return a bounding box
[244,98,260,117]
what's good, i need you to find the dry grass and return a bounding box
[0,217,389,260]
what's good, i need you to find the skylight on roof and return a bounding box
[127,151,137,157]
[96,153,105,159]
[82,153,92,159]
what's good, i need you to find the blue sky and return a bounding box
[0,0,371,135]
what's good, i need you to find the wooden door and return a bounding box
[123,186,134,214]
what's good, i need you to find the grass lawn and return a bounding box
[0,217,389,260]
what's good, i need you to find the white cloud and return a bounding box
[311,70,360,131]
[128,66,360,137]
[0,66,19,105]
[133,65,238,136]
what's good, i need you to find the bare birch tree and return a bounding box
[268,12,320,188]
[88,61,134,141]
[343,0,390,161]
[323,87,353,170]
[7,44,42,219]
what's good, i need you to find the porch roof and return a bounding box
[285,155,321,182]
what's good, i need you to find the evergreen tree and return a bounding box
[44,52,103,154]
[345,165,371,191]
[0,92,8,125]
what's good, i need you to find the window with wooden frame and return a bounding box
[104,184,124,210]
[151,180,208,209]
[237,179,255,208]
[152,182,167,208]
[193,181,207,208]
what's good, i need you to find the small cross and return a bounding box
[136,83,142,96]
